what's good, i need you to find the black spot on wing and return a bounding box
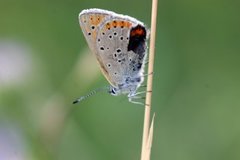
[127,25,147,58]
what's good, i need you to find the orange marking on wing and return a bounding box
[126,22,132,28]
[112,20,117,28]
[84,14,106,40]
[115,21,120,27]
[105,22,111,30]
[105,20,132,29]
[130,28,145,36]
[89,14,105,26]
[117,21,132,28]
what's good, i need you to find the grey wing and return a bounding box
[79,9,116,84]
[79,9,112,52]
[96,17,148,87]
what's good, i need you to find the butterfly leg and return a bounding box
[128,96,152,106]
[128,90,151,105]
[128,97,145,105]
[129,90,152,97]
[144,60,149,65]
[128,91,152,98]
[139,84,147,88]
[142,72,154,77]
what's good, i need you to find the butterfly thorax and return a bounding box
[109,74,143,96]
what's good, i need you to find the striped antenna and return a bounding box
[73,86,110,104]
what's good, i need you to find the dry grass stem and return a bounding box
[140,0,158,159]
[144,113,155,160]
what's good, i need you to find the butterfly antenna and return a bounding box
[72,86,110,104]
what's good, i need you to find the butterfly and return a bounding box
[73,8,149,105]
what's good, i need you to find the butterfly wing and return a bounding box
[79,9,148,88]
[79,9,113,84]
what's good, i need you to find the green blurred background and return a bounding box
[0,0,240,159]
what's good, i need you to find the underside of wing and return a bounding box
[79,9,112,51]
[79,9,148,88]
[96,16,148,87]
[79,9,114,85]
